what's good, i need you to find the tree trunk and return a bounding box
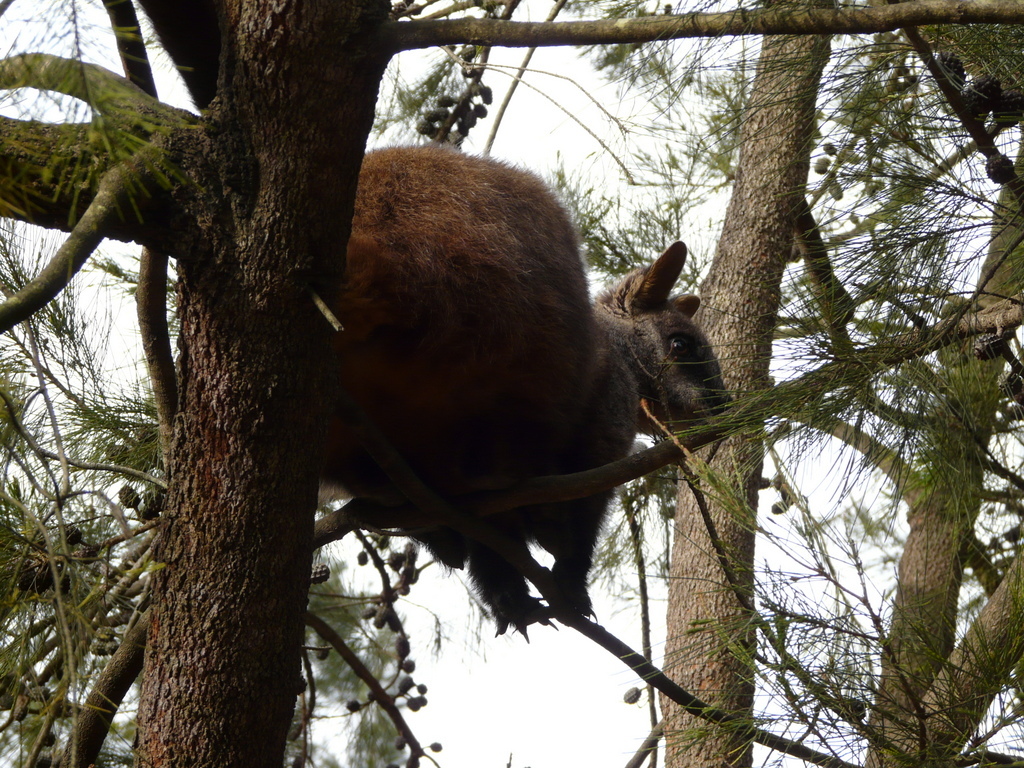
[864,146,1021,768]
[133,0,389,765]
[661,33,829,768]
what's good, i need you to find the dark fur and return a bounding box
[324,146,728,634]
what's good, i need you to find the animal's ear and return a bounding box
[674,294,700,317]
[633,242,687,311]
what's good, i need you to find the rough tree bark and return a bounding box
[131,0,390,765]
[661,32,830,768]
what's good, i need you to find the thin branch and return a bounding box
[565,615,858,768]
[922,541,1024,749]
[137,247,177,461]
[102,2,179,466]
[312,435,719,548]
[25,324,72,499]
[304,612,426,763]
[469,59,634,181]
[483,0,569,156]
[309,287,344,331]
[0,160,149,334]
[624,720,664,768]
[375,1,1024,54]
[902,28,1024,210]
[624,502,659,763]
[104,0,157,96]
[794,198,857,345]
[798,416,911,500]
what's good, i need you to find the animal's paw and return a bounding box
[555,579,594,621]
[491,596,553,640]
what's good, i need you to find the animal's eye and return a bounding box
[669,335,695,359]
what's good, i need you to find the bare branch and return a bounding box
[623,720,663,768]
[795,198,857,342]
[137,247,177,461]
[376,0,1024,54]
[483,0,569,155]
[57,611,151,768]
[104,0,158,96]
[98,23,180,469]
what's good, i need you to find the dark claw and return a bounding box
[492,600,556,640]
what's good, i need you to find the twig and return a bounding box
[902,27,1024,211]
[25,323,72,500]
[793,197,856,345]
[309,287,344,331]
[467,58,634,182]
[641,400,754,612]
[624,501,659,765]
[102,5,179,469]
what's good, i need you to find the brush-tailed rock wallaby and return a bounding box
[322,145,729,635]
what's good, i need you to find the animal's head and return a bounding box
[598,242,730,435]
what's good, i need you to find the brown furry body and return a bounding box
[323,146,728,634]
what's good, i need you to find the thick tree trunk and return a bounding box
[133,1,389,765]
[661,33,829,768]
